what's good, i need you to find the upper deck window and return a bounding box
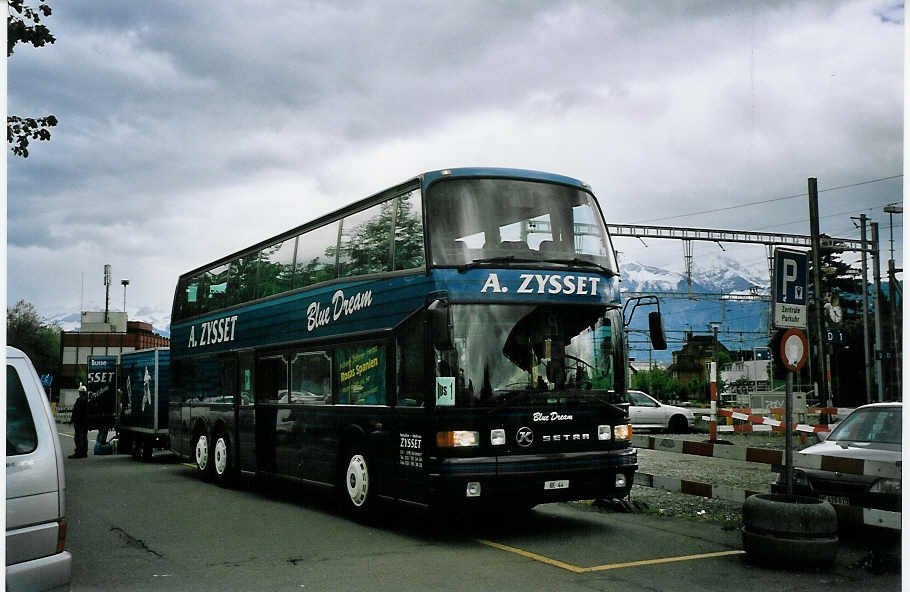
[426,178,617,273]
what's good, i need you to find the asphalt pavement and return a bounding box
[56,423,900,591]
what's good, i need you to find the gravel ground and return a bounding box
[591,428,823,529]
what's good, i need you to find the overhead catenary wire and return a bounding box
[632,174,903,225]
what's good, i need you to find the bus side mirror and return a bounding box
[428,299,454,350]
[649,311,667,350]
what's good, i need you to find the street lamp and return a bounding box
[121,279,130,316]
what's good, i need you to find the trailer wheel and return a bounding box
[340,445,374,516]
[118,432,133,455]
[212,432,234,487]
[194,431,211,478]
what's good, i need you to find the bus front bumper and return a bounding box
[427,448,637,505]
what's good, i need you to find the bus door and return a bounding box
[235,350,256,472]
[253,353,287,473]
[286,350,334,482]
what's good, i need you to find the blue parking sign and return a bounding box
[773,248,808,328]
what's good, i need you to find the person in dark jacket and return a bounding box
[69,385,88,459]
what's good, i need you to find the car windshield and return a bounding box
[827,406,902,445]
[426,177,617,273]
[433,304,625,407]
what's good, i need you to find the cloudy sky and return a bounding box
[7,0,904,329]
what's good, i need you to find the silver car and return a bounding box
[7,346,72,591]
[627,390,695,433]
[776,402,901,512]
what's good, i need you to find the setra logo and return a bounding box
[516,427,534,447]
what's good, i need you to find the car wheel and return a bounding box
[212,433,234,486]
[340,446,374,515]
[194,431,211,478]
[668,415,689,433]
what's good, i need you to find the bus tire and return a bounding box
[141,439,153,462]
[212,432,234,487]
[340,446,374,515]
[194,430,212,479]
[130,437,143,461]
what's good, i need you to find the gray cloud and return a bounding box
[7,0,902,323]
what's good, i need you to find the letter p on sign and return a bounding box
[782,259,797,301]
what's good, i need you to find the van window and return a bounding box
[7,365,38,455]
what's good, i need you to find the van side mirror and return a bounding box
[428,299,454,350]
[648,311,667,350]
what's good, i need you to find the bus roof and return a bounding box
[422,167,589,189]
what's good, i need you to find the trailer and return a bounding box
[117,348,169,460]
[86,355,118,431]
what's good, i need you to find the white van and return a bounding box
[6,346,72,591]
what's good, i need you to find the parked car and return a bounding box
[773,402,901,512]
[627,390,695,433]
[7,346,72,591]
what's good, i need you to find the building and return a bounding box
[57,312,169,399]
[668,332,731,386]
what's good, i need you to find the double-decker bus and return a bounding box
[168,168,665,514]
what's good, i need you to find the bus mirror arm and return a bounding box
[428,299,455,350]
[622,296,667,350]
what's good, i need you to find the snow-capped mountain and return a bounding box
[690,255,767,294]
[619,261,690,292]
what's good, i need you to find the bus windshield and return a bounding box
[426,177,617,273]
[435,304,624,407]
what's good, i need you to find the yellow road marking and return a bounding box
[478,540,588,573]
[182,463,196,469]
[477,539,745,573]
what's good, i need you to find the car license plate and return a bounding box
[544,480,569,490]
[822,495,850,506]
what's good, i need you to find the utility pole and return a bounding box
[855,214,873,404]
[871,222,884,401]
[884,204,902,397]
[807,178,830,407]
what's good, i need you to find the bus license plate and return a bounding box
[544,480,569,490]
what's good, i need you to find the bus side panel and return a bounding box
[168,402,192,457]
[391,407,430,504]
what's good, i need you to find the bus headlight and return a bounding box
[598,425,610,440]
[613,425,632,440]
[490,429,506,446]
[437,431,480,448]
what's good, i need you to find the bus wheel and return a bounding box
[341,447,373,514]
[194,432,211,478]
[213,433,234,487]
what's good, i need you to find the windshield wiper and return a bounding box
[544,258,618,277]
[457,256,618,276]
[457,256,540,272]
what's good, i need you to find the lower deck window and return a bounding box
[336,344,386,405]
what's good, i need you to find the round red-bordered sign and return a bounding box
[779,328,808,372]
